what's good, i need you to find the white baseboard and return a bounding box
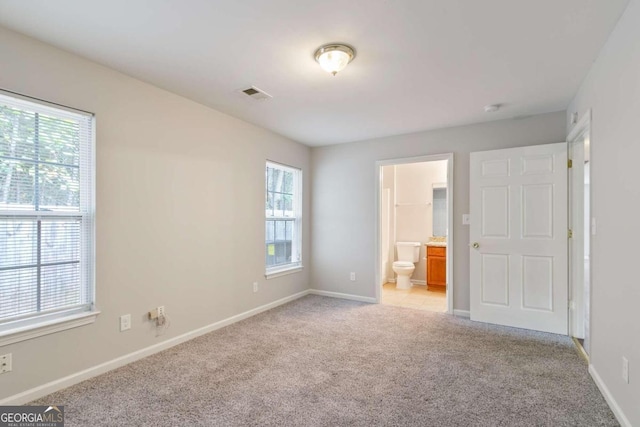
[453,309,470,318]
[385,279,426,286]
[589,364,631,427]
[0,290,311,405]
[308,289,377,304]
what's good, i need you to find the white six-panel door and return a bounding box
[470,143,568,334]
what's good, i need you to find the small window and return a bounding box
[0,91,96,342]
[265,161,302,278]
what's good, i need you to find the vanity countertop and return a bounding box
[426,242,447,247]
[426,237,447,247]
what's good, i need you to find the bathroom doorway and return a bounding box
[375,154,454,313]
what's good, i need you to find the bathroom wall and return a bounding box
[381,161,448,284]
[394,161,447,283]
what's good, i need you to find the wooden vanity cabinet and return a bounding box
[426,245,446,287]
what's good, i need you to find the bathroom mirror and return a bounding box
[432,184,447,237]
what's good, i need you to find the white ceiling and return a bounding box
[0,0,629,146]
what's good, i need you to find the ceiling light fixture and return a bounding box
[314,43,356,76]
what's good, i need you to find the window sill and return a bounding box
[265,265,304,280]
[0,310,100,347]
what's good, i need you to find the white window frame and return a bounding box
[265,161,303,279]
[0,91,98,347]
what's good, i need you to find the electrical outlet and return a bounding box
[350,272,356,281]
[119,314,131,332]
[622,357,629,384]
[0,353,12,374]
[149,307,161,320]
[149,306,166,326]
[253,282,258,293]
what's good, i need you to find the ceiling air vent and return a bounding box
[240,86,272,101]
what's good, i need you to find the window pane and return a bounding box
[0,105,36,160]
[37,114,80,166]
[275,220,286,241]
[0,219,37,269]
[274,241,291,265]
[283,171,293,193]
[268,167,281,192]
[265,167,270,192]
[38,164,80,211]
[0,267,38,321]
[285,221,292,241]
[41,219,81,264]
[272,191,284,217]
[266,244,274,267]
[265,220,274,242]
[266,192,273,214]
[283,194,293,215]
[41,262,81,311]
[0,160,35,209]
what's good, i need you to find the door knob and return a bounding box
[472,242,480,249]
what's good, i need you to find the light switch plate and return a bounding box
[622,357,629,384]
[462,214,470,225]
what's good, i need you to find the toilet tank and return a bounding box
[396,242,421,262]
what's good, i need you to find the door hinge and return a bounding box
[568,229,573,239]
[568,159,573,168]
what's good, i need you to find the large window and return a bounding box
[265,161,302,277]
[0,92,95,341]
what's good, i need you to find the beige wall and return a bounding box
[567,0,639,424]
[310,111,566,311]
[0,26,310,400]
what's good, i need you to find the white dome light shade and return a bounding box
[314,44,356,76]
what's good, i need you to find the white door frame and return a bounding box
[567,110,592,343]
[374,153,454,314]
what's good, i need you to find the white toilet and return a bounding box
[392,242,421,289]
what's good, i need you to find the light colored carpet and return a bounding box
[32,295,617,426]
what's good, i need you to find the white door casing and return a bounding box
[568,140,586,339]
[381,188,391,285]
[567,110,591,350]
[470,143,568,334]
